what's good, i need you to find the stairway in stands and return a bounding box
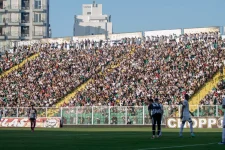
[188,68,225,112]
[175,68,225,117]
[0,53,40,78]
[46,47,137,117]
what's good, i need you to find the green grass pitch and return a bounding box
[0,128,224,150]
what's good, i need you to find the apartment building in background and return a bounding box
[0,0,50,42]
[74,1,113,36]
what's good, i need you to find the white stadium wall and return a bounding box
[108,32,142,41]
[17,40,41,46]
[144,29,182,37]
[184,27,220,34]
[11,26,225,47]
[222,35,225,40]
[73,34,106,42]
[40,37,72,44]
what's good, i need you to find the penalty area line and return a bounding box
[138,143,217,150]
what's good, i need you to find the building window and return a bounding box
[34,0,41,9]
[87,12,91,15]
[34,13,42,22]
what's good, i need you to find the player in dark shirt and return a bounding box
[148,98,164,139]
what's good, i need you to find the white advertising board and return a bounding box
[184,27,220,34]
[73,34,105,42]
[144,29,182,37]
[40,37,71,44]
[108,32,142,41]
[222,35,225,40]
[17,40,41,46]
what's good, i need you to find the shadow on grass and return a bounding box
[0,128,223,150]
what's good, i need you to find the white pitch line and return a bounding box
[138,143,217,150]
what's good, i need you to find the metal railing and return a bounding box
[0,105,224,125]
[33,19,46,23]
[5,31,21,36]
[21,33,29,37]
[7,4,21,9]
[6,19,21,24]
[33,31,46,36]
[33,5,47,10]
[21,19,30,23]
[21,5,30,10]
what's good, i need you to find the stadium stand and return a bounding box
[64,32,225,108]
[0,45,39,75]
[1,31,225,122]
[0,43,134,109]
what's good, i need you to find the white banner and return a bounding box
[166,117,224,128]
[222,35,225,40]
[73,34,105,42]
[17,40,41,46]
[40,37,71,44]
[144,29,181,37]
[108,32,142,41]
[184,27,220,34]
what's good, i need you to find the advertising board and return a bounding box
[0,117,61,128]
[184,27,220,34]
[108,32,142,41]
[40,37,71,44]
[222,35,225,40]
[73,34,105,42]
[166,117,224,128]
[144,29,182,37]
[17,40,41,46]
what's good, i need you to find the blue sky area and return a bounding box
[50,0,225,38]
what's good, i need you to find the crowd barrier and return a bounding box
[0,105,224,128]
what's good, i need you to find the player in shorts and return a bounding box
[218,96,225,145]
[28,104,37,132]
[149,98,164,139]
[179,94,195,137]
[0,108,3,121]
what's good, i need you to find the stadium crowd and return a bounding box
[0,43,133,108]
[65,32,225,107]
[0,32,225,110]
[200,80,225,105]
[0,46,38,74]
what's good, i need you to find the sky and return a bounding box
[49,0,225,38]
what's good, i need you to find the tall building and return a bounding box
[0,0,50,42]
[73,1,112,36]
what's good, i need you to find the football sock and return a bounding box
[222,128,225,143]
[190,122,193,133]
[180,123,184,134]
[152,124,156,135]
[157,130,161,136]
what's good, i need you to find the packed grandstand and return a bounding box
[0,28,225,123]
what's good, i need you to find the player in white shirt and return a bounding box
[27,104,37,132]
[179,94,195,137]
[0,108,3,121]
[218,96,225,145]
